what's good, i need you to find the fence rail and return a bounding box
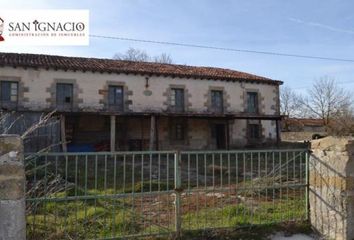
[25,149,308,239]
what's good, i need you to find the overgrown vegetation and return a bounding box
[24,150,308,239]
[27,190,307,240]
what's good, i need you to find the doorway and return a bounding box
[214,124,226,149]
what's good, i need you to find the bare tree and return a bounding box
[113,48,150,62]
[280,86,302,117]
[327,107,354,136]
[154,53,173,64]
[113,48,173,64]
[299,77,352,125]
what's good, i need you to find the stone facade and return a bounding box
[281,131,326,142]
[0,66,279,115]
[0,66,280,148]
[310,137,354,240]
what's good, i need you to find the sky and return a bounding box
[1,0,354,93]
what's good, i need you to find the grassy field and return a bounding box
[26,189,306,239]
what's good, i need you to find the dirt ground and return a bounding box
[153,221,318,240]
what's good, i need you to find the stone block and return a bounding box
[0,199,26,240]
[0,134,23,156]
[0,134,25,240]
[310,136,354,240]
[0,163,25,199]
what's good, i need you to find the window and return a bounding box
[0,81,18,104]
[56,83,73,108]
[170,120,186,141]
[248,122,261,139]
[174,123,185,140]
[170,88,184,112]
[108,86,124,111]
[247,92,258,113]
[211,90,223,112]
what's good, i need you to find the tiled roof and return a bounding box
[284,118,325,127]
[0,52,282,84]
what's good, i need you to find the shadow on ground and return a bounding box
[150,221,317,240]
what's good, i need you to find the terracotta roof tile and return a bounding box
[0,52,282,84]
[285,118,325,127]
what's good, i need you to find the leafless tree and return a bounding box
[280,86,302,117]
[154,53,173,64]
[113,48,150,62]
[113,47,173,63]
[327,107,354,136]
[299,77,353,125]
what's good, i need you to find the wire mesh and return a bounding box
[179,150,308,231]
[25,152,176,239]
[25,149,308,239]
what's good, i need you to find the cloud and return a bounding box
[288,17,354,35]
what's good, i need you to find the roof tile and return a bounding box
[0,52,282,84]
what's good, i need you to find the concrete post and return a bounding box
[60,115,67,152]
[0,134,26,240]
[275,119,281,145]
[110,115,116,152]
[149,115,155,150]
[174,151,182,238]
[310,137,354,240]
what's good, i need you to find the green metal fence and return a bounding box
[25,149,309,239]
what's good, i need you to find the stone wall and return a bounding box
[0,66,279,115]
[310,137,354,240]
[0,135,25,240]
[282,131,325,142]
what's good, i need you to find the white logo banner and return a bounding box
[0,10,89,46]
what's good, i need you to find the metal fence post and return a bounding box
[305,150,310,221]
[174,150,182,238]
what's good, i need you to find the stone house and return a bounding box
[0,52,282,152]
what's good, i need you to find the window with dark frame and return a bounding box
[108,85,124,111]
[0,81,18,104]
[174,123,185,140]
[170,120,186,141]
[56,83,73,108]
[211,90,223,112]
[248,123,261,139]
[247,92,258,113]
[170,88,184,112]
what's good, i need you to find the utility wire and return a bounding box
[90,34,354,63]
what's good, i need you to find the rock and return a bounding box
[206,192,225,198]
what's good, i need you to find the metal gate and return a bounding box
[25,149,308,239]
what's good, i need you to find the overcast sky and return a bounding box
[1,0,354,93]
